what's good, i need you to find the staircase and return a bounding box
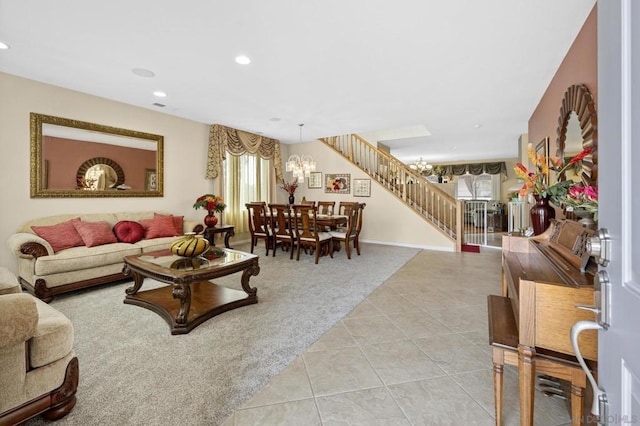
[319,134,463,251]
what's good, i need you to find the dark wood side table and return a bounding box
[203,225,235,248]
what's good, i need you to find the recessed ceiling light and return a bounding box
[132,68,155,78]
[235,55,251,65]
[0,42,10,50]
[474,124,482,128]
[269,117,281,122]
[153,91,167,98]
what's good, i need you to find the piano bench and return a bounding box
[487,295,588,426]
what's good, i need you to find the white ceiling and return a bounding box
[0,0,595,164]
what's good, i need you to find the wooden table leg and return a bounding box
[224,229,234,248]
[570,384,584,426]
[518,344,536,426]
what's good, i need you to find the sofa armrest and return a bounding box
[0,267,21,295]
[0,293,38,348]
[184,220,204,234]
[7,233,53,259]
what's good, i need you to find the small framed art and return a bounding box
[325,173,350,194]
[145,168,157,191]
[353,178,371,197]
[308,172,322,189]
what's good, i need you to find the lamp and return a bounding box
[285,124,316,183]
[409,157,432,173]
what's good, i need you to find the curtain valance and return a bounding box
[206,124,283,182]
[425,161,507,178]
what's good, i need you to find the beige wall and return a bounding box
[285,141,455,251]
[0,72,213,271]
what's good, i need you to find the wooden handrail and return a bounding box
[319,134,460,248]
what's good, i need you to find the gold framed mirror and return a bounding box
[30,113,164,198]
[555,84,597,186]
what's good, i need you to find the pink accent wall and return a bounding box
[528,5,597,159]
[43,137,156,190]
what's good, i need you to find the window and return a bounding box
[224,154,272,233]
[455,174,501,200]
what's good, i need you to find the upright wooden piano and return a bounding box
[501,219,598,425]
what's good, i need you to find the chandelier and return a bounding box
[285,124,316,183]
[409,157,432,173]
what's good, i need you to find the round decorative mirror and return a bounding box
[76,157,125,190]
[555,84,597,185]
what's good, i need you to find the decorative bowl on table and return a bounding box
[170,232,210,257]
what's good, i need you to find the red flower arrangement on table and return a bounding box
[193,194,226,227]
[193,194,226,212]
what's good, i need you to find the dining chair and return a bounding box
[268,203,296,259]
[338,201,359,217]
[329,203,360,259]
[291,204,333,264]
[245,202,272,255]
[353,202,366,255]
[316,201,335,215]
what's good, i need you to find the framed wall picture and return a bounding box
[353,178,371,197]
[535,137,550,185]
[145,168,157,191]
[308,172,322,189]
[324,173,350,194]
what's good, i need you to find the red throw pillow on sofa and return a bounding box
[140,216,180,239]
[113,221,145,244]
[31,218,84,253]
[154,213,184,235]
[72,221,118,247]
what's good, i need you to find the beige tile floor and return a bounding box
[222,249,573,425]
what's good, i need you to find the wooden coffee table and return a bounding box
[122,249,259,335]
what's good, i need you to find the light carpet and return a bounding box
[27,242,420,426]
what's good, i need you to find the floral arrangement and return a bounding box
[514,144,598,219]
[280,180,299,195]
[193,194,226,212]
[514,145,592,202]
[564,185,598,220]
[77,177,97,189]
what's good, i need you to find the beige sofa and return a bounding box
[0,267,78,424]
[7,212,202,302]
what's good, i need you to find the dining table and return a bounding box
[265,211,348,231]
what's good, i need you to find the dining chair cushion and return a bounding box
[328,231,347,239]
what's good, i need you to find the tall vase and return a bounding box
[530,194,555,235]
[288,194,295,205]
[204,210,218,227]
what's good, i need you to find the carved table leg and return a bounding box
[224,229,235,248]
[518,344,536,426]
[124,266,144,295]
[173,284,191,324]
[241,263,260,298]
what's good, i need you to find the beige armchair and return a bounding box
[0,267,78,425]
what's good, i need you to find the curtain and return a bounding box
[224,154,272,234]
[206,124,283,182]
[425,161,507,178]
